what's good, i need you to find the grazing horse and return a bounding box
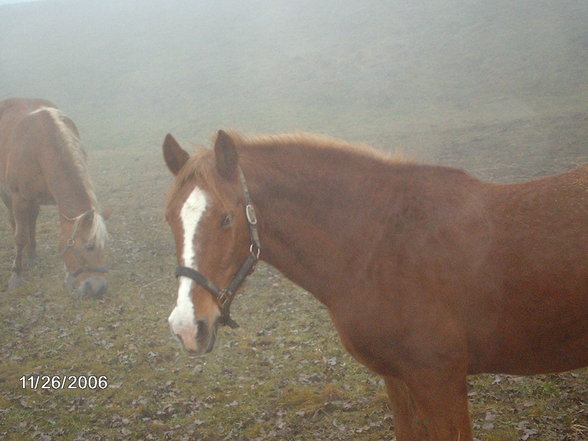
[162,129,587,440]
[0,98,109,297]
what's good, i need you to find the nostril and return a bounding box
[95,281,107,296]
[81,277,107,298]
[173,326,199,352]
[196,320,206,334]
[196,320,209,348]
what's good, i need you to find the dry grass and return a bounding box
[0,116,587,441]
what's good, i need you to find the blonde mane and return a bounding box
[88,211,108,249]
[39,107,108,248]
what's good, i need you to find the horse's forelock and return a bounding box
[166,149,217,207]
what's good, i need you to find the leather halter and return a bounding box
[175,168,261,329]
[62,209,109,278]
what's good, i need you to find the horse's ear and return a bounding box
[163,134,189,176]
[214,130,238,180]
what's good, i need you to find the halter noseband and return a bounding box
[175,168,261,329]
[62,209,109,278]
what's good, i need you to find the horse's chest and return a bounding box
[329,310,401,377]
[328,297,470,377]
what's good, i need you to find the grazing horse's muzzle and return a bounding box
[79,275,108,298]
[66,272,108,298]
[62,209,109,298]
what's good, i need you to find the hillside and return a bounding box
[1,0,587,157]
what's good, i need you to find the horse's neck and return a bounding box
[244,154,385,306]
[42,143,95,219]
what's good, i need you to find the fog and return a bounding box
[1,0,586,160]
[1,2,587,440]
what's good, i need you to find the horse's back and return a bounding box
[0,98,57,159]
[0,97,56,131]
[0,98,59,198]
[474,164,588,374]
[489,163,588,253]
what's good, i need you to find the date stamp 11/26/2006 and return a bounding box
[19,375,109,390]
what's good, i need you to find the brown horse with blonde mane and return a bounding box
[163,129,587,440]
[0,98,110,297]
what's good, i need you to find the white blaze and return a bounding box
[168,187,207,332]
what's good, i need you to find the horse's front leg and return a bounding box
[385,376,430,441]
[8,197,33,289]
[0,189,15,231]
[24,203,39,268]
[403,367,473,441]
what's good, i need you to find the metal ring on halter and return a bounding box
[250,243,261,259]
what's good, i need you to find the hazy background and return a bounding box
[1,2,587,440]
[1,0,587,170]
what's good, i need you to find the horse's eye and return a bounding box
[220,212,234,228]
[85,244,95,251]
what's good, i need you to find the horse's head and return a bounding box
[61,208,110,298]
[164,130,259,355]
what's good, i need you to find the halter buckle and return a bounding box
[217,289,230,307]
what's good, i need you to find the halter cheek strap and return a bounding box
[175,167,260,329]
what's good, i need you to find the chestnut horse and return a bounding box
[163,129,587,440]
[0,98,109,297]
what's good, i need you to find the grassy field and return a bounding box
[1,0,587,439]
[0,112,586,441]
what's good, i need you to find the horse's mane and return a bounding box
[226,130,407,163]
[179,130,405,177]
[170,131,384,194]
[88,211,108,249]
[35,107,108,248]
[166,130,412,213]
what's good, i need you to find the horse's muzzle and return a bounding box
[77,276,108,298]
[173,319,217,355]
